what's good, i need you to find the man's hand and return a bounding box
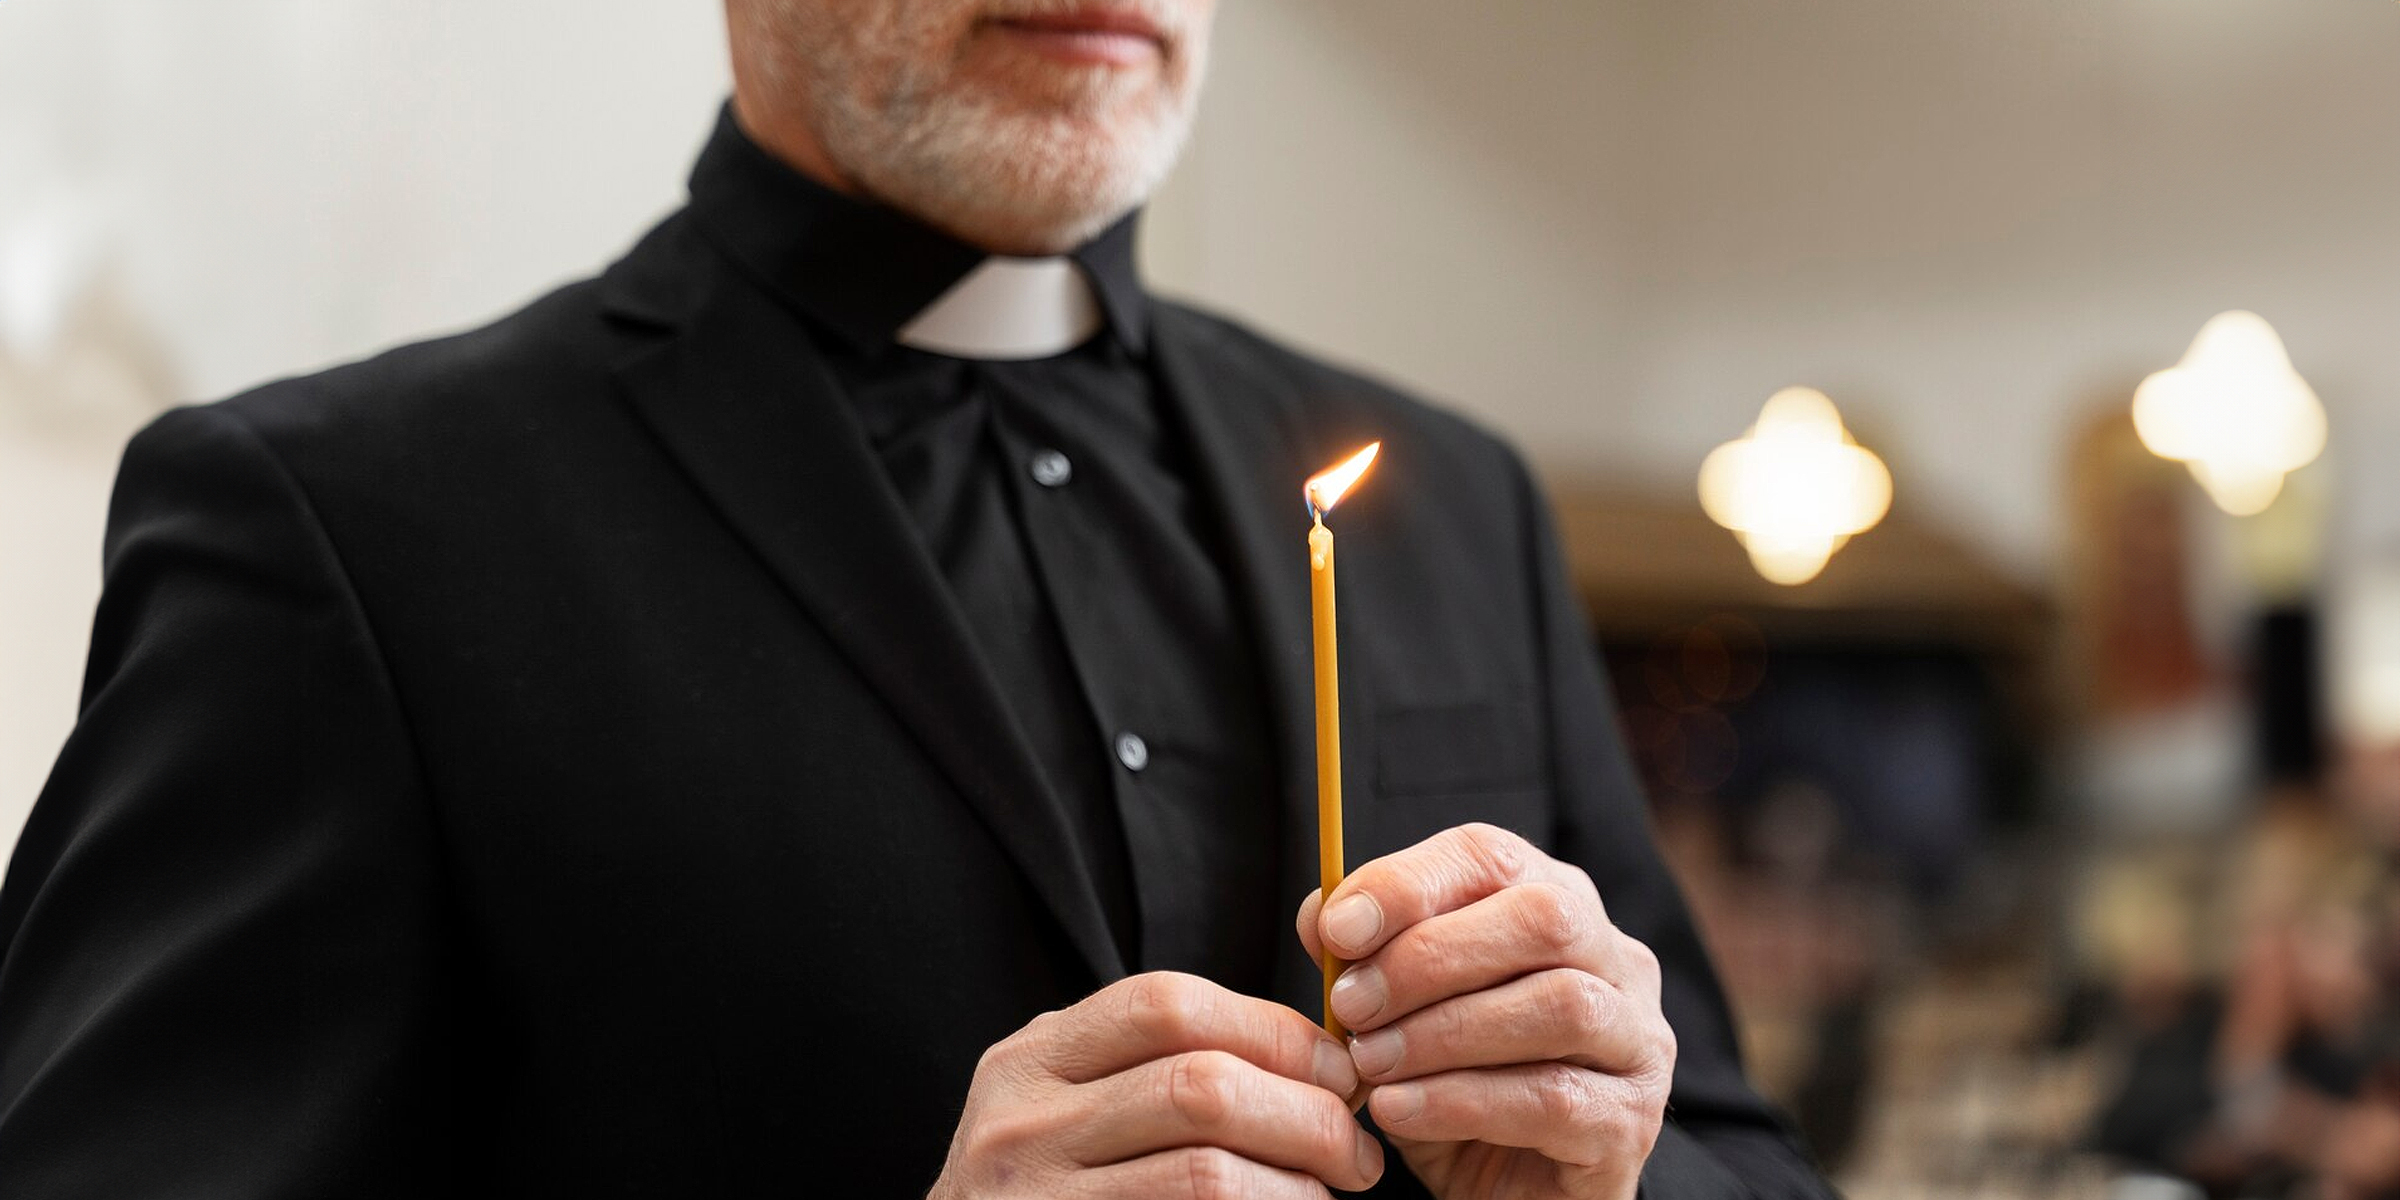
[1297,824,1675,1200]
[927,971,1385,1199]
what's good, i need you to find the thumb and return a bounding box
[1294,887,1328,963]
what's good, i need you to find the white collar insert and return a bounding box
[895,256,1104,361]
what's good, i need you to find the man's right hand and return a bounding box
[927,971,1385,1198]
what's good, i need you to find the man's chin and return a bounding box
[951,59,1171,126]
[912,83,1186,189]
[824,70,1192,251]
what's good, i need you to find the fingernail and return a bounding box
[1313,1038,1358,1097]
[1350,1026,1405,1079]
[1355,1130,1385,1184]
[1325,893,1383,953]
[1330,964,1388,1027]
[1377,1082,1425,1123]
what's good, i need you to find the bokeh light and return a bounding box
[1699,388,1894,586]
[2132,311,2325,517]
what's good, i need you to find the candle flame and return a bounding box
[1305,442,1381,520]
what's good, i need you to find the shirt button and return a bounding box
[1029,449,1074,488]
[1114,731,1150,772]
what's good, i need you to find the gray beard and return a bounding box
[800,19,1204,252]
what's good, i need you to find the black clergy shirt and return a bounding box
[683,110,1283,991]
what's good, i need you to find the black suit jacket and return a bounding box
[0,209,1827,1197]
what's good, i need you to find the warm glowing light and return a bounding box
[1698,388,1892,586]
[2132,311,2324,517]
[1305,442,1381,518]
[2335,564,2400,746]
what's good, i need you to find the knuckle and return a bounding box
[1426,994,1472,1052]
[965,1107,1047,1163]
[1265,1008,1319,1077]
[1650,1018,1680,1077]
[1405,923,1462,985]
[1625,936,1662,989]
[1553,970,1616,1035]
[1304,1096,1357,1167]
[1456,822,1531,881]
[974,1037,1011,1077]
[1600,1086,1664,1163]
[1518,881,1587,953]
[1558,860,1599,899]
[979,1022,1039,1077]
[1166,1050,1244,1131]
[1535,1063,1600,1129]
[1021,1007,1068,1046]
[1177,1146,1244,1200]
[1127,972,1206,1046]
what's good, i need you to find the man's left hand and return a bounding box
[1296,823,1675,1200]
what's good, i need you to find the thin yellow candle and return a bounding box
[1303,441,1380,1039]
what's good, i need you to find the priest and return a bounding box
[0,1,1830,1197]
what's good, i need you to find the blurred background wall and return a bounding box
[1154,0,2400,580]
[6,3,2400,1195]
[0,1,731,834]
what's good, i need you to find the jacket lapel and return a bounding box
[1145,305,1341,1011]
[600,224,1127,985]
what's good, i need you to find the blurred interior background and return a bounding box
[5,3,2398,1196]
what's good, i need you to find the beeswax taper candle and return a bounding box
[1302,441,1379,1039]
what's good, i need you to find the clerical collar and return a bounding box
[684,104,1149,359]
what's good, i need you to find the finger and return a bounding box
[1036,972,1357,1098]
[1331,877,1634,1031]
[1367,1062,1665,1171]
[1318,823,1561,960]
[1346,968,1676,1085]
[1075,1146,1334,1200]
[1067,1049,1384,1190]
[1294,887,1326,964]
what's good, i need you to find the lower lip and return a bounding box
[988,22,1163,66]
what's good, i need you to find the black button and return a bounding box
[1114,732,1149,772]
[1029,450,1074,488]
